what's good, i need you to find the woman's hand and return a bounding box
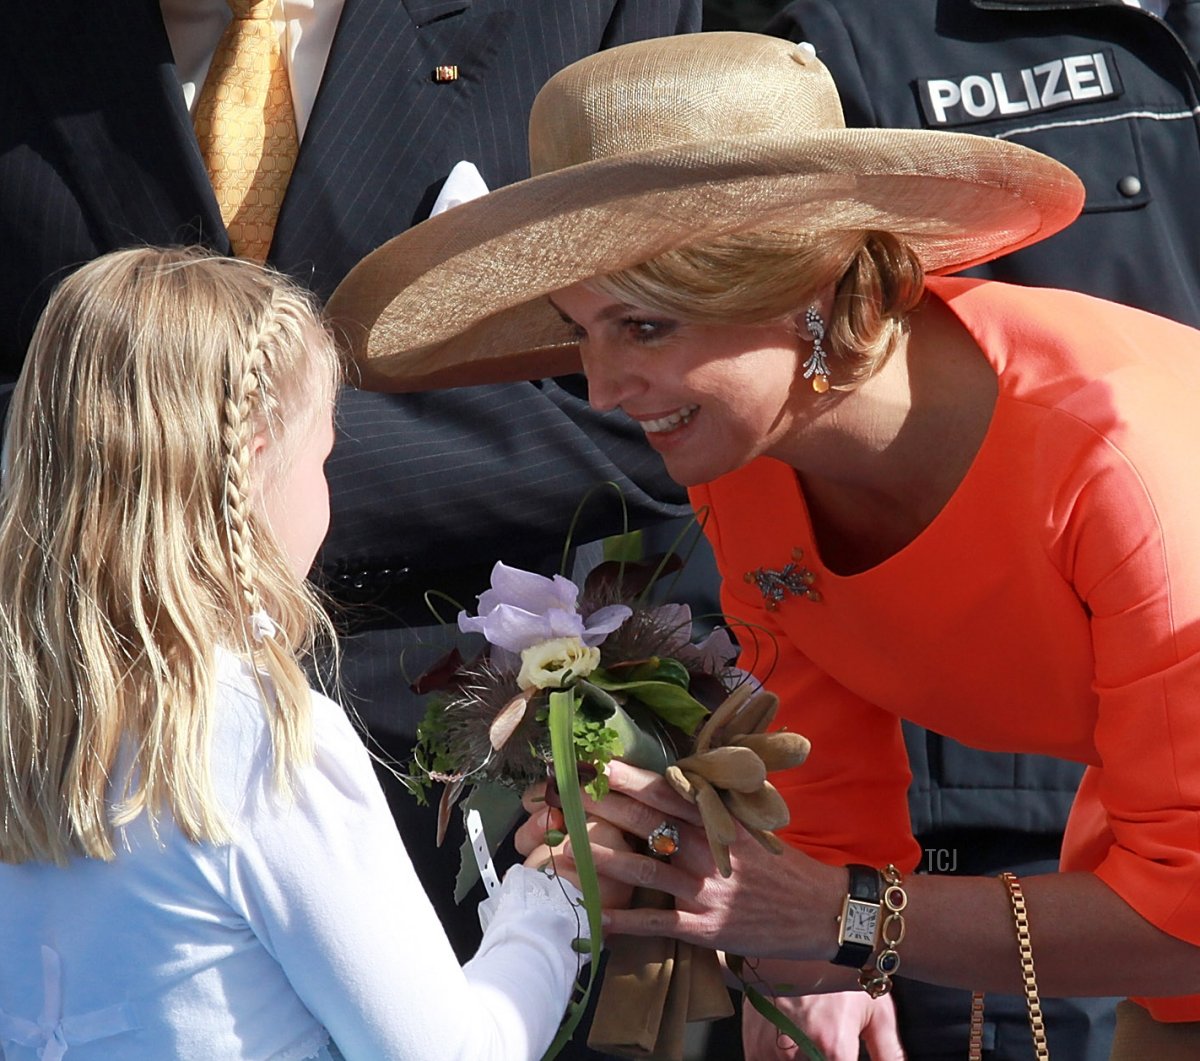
[526,764,1200,998]
[579,760,844,961]
[742,991,905,1061]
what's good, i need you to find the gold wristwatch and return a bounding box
[833,863,881,968]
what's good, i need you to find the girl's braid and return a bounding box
[221,294,284,628]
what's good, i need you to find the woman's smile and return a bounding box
[633,404,699,435]
[550,283,806,486]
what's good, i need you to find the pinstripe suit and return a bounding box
[1,0,701,973]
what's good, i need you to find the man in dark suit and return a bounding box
[0,0,701,968]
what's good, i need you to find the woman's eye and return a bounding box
[624,318,675,343]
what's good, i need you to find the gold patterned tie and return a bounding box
[192,0,299,261]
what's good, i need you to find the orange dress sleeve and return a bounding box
[1042,374,1200,1019]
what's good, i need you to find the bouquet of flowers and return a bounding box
[411,553,734,798]
[408,550,816,1061]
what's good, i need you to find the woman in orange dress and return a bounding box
[327,30,1200,1052]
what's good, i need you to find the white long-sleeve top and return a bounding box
[0,651,586,1060]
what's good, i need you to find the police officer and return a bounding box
[761,1,1200,1058]
[769,0,1200,323]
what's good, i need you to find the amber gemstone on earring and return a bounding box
[812,375,830,394]
[791,547,804,560]
[806,589,823,603]
[743,571,754,583]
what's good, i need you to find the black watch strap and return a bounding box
[832,863,880,968]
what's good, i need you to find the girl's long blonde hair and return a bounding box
[0,247,341,864]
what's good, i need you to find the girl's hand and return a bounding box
[518,781,636,908]
[515,781,562,858]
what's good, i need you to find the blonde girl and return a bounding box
[0,247,592,1061]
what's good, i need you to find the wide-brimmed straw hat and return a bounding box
[326,32,1084,392]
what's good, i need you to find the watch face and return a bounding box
[841,899,879,947]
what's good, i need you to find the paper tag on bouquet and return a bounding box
[466,808,501,897]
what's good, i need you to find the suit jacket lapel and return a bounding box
[9,0,227,251]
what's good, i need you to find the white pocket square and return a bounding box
[429,160,490,218]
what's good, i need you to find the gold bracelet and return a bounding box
[999,871,1050,1059]
[858,864,907,998]
[968,990,986,1061]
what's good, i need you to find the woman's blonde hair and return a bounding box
[0,247,341,864]
[591,229,926,387]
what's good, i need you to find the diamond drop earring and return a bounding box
[802,305,830,393]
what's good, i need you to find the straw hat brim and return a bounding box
[327,127,1083,392]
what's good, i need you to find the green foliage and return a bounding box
[527,697,624,800]
[602,529,644,563]
[625,656,690,688]
[589,663,709,735]
[408,698,455,805]
[572,714,622,800]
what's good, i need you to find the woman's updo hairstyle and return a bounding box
[590,228,925,388]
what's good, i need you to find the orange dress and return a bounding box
[691,276,1200,1021]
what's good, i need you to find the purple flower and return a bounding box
[650,603,738,671]
[458,562,631,654]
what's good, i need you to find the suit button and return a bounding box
[1117,175,1142,197]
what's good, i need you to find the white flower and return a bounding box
[517,637,601,691]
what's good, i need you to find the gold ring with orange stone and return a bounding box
[647,821,681,858]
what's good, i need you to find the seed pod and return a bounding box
[695,682,754,754]
[746,827,786,856]
[685,769,737,876]
[488,691,531,750]
[721,781,790,832]
[728,690,780,738]
[731,731,811,771]
[675,746,766,793]
[686,771,738,846]
[664,763,696,803]
[707,834,733,878]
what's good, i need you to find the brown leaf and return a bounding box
[435,776,465,847]
[583,553,684,599]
